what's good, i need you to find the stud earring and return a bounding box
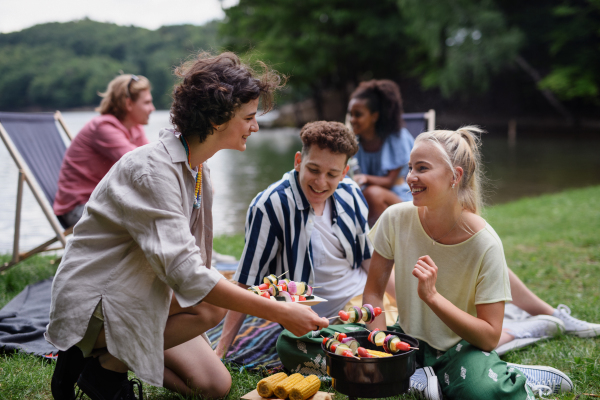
[452,183,455,189]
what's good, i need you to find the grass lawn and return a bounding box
[1,186,599,399]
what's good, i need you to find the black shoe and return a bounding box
[113,378,144,400]
[51,346,88,400]
[77,357,141,400]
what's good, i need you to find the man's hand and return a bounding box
[412,255,439,304]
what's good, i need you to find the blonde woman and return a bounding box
[54,74,155,228]
[363,127,573,399]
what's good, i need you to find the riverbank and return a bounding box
[1,185,598,399]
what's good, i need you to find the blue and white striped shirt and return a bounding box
[234,170,372,287]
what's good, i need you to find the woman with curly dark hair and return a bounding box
[46,52,328,400]
[348,79,414,224]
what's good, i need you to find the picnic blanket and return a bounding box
[0,276,284,371]
[0,278,57,358]
[207,316,283,372]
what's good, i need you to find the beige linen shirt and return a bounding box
[46,129,224,386]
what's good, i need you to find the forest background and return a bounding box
[1,0,599,135]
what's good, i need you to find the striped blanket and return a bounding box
[207,315,283,373]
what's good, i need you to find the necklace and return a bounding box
[179,135,202,209]
[422,208,463,245]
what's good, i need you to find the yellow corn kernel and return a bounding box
[273,373,304,399]
[257,372,288,397]
[289,375,321,400]
[366,349,392,357]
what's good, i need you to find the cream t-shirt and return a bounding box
[368,202,511,351]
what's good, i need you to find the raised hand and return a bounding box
[412,255,439,304]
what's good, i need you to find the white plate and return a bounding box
[297,295,327,306]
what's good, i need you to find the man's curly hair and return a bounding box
[300,121,359,162]
[170,52,284,143]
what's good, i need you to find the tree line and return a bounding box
[0,1,598,120]
[0,19,221,110]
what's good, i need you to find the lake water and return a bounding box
[1,110,599,253]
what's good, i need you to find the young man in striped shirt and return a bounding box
[216,121,397,358]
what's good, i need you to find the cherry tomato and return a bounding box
[397,341,410,352]
[337,333,347,341]
[260,292,270,299]
[338,310,349,321]
[299,296,306,301]
[342,350,354,358]
[259,283,269,290]
[374,307,382,317]
[331,343,338,352]
[322,337,329,345]
[357,347,370,358]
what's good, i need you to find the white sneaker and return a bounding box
[553,304,600,338]
[503,315,565,339]
[409,367,441,400]
[504,303,532,320]
[495,337,547,356]
[507,363,574,394]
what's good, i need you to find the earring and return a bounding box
[452,183,455,189]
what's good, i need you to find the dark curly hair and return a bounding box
[300,121,359,162]
[170,52,284,143]
[350,79,403,139]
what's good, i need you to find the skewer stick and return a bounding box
[277,271,289,279]
[410,347,419,350]
[327,316,339,320]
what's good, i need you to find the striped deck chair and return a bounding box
[403,109,436,138]
[0,111,74,272]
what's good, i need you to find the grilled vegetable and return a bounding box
[273,373,304,399]
[357,347,371,358]
[289,375,320,400]
[373,331,386,347]
[367,349,392,357]
[334,343,351,355]
[263,274,278,285]
[361,304,375,323]
[257,372,288,397]
[367,328,380,344]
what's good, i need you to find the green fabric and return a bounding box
[277,323,535,399]
[388,325,535,400]
[276,323,368,377]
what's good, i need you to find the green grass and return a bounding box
[1,186,599,399]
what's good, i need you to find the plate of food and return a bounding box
[296,295,327,306]
[247,274,327,306]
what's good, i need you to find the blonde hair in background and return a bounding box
[96,74,151,120]
[414,126,485,215]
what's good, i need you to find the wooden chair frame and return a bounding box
[0,111,73,272]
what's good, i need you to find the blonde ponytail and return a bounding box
[414,125,485,214]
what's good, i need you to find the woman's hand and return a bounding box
[277,303,329,337]
[353,174,368,186]
[412,255,439,304]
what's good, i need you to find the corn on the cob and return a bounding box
[366,349,392,357]
[257,372,288,397]
[289,375,321,400]
[273,373,304,399]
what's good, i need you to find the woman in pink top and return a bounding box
[53,74,155,228]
